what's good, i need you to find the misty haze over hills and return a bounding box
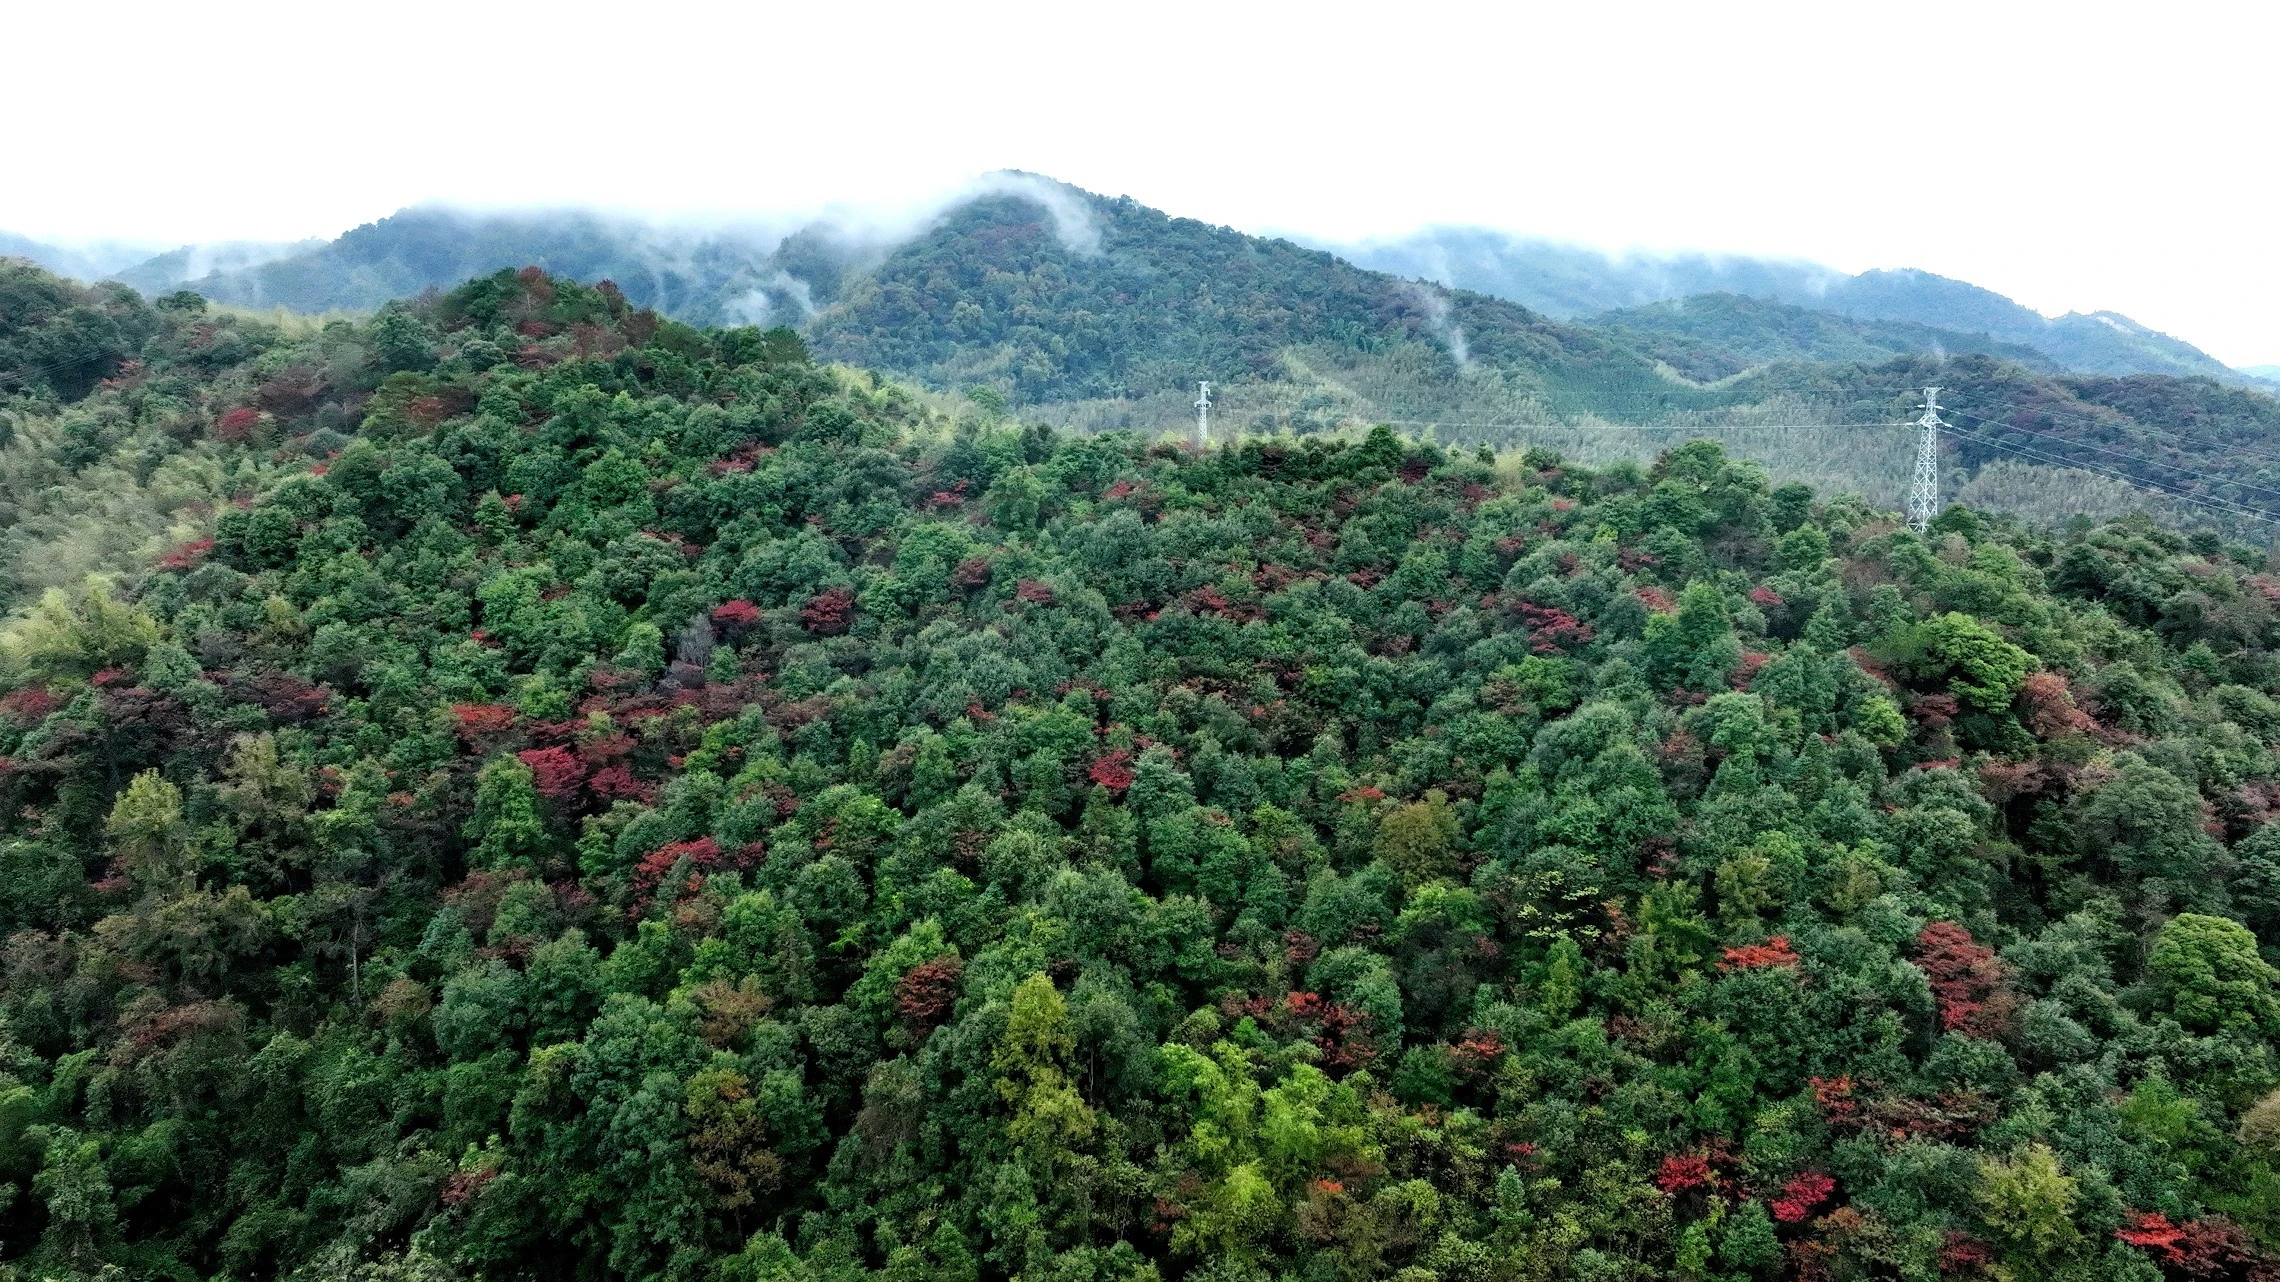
[11,173,2280,535]
[1326,227,2254,385]
[0,230,169,286]
[0,174,2266,396]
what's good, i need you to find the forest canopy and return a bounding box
[3,259,2280,1282]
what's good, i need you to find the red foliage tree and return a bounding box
[710,599,762,631]
[518,745,585,801]
[452,703,516,742]
[1515,602,1594,654]
[0,687,60,723]
[2172,1217,2268,1280]
[587,764,655,803]
[628,836,734,915]
[1089,749,1135,791]
[1811,1075,1862,1127]
[213,406,262,441]
[896,955,964,1042]
[1451,1029,1506,1074]
[158,538,215,571]
[1938,1232,1994,1275]
[2117,1211,2275,1280]
[801,587,856,635]
[1720,936,1800,971]
[239,672,331,724]
[1283,929,1321,967]
[2118,1213,2188,1261]
[2017,670,2097,738]
[1914,922,2018,1038]
[1771,1171,1836,1223]
[1655,1153,1715,1195]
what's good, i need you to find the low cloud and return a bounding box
[1407,282,1470,369]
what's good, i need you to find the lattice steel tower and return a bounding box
[1194,381,1212,446]
[1908,387,1943,533]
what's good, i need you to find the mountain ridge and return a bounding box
[1330,228,2261,387]
[14,181,2280,535]
[1589,292,2064,382]
[7,175,2259,388]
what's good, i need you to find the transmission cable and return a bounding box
[1944,396,2280,469]
[1938,406,2280,501]
[1371,419,1918,432]
[1937,425,2280,526]
[1938,427,2280,527]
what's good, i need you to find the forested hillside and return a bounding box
[786,184,2280,534]
[1593,295,2059,382]
[1721,358,2280,531]
[10,259,2280,1282]
[801,188,1693,417]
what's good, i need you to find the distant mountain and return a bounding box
[1326,227,1844,319]
[109,239,321,297]
[12,198,2280,531]
[16,179,2280,522]
[23,183,2251,395]
[1593,292,2060,381]
[155,208,826,327]
[790,181,2280,515]
[1332,228,2248,385]
[801,180,1694,423]
[0,231,167,284]
[1814,268,2240,382]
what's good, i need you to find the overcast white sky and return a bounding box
[12,0,2279,364]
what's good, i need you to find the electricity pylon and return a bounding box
[1908,387,1942,533]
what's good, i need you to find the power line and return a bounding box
[1938,425,2280,527]
[1944,397,2280,469]
[1938,406,2280,502]
[1766,378,2280,467]
[1939,427,2279,524]
[1934,420,2277,515]
[1372,419,1917,432]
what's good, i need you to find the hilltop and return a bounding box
[800,185,1697,419]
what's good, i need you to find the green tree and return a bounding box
[1975,1143,2081,1260]
[106,768,187,889]
[1373,790,1460,884]
[466,755,550,869]
[1643,581,1741,691]
[994,973,1095,1170]
[1900,612,2034,713]
[2147,913,2280,1036]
